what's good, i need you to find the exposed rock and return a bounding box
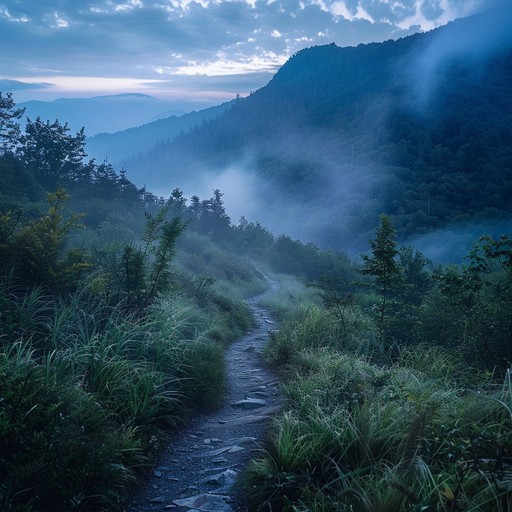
[246,391,270,399]
[231,436,257,445]
[148,496,165,504]
[231,398,266,409]
[173,493,232,512]
[201,469,238,487]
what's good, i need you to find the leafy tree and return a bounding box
[166,188,187,218]
[389,246,433,344]
[398,246,432,305]
[313,269,354,333]
[199,189,231,241]
[360,214,402,340]
[0,92,24,154]
[418,234,512,369]
[18,117,88,188]
[0,154,43,202]
[234,216,274,258]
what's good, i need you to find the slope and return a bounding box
[120,4,512,252]
[86,100,236,164]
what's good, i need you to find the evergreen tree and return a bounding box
[360,214,402,340]
[18,117,88,189]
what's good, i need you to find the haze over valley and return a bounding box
[77,3,512,258]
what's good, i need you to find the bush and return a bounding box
[0,342,145,512]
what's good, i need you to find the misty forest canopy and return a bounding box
[115,4,512,253]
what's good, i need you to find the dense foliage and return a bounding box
[0,97,266,511]
[241,215,512,512]
[2,10,512,507]
[120,7,512,251]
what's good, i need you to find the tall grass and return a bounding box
[176,230,268,299]
[258,273,319,321]
[240,304,512,512]
[0,276,251,511]
[0,340,145,511]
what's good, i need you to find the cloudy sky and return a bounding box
[0,0,498,107]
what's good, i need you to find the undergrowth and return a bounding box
[0,274,255,511]
[240,306,512,512]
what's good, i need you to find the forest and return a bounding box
[118,9,512,254]
[1,33,512,511]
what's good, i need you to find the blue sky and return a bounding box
[0,0,497,107]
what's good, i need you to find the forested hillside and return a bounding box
[120,4,512,253]
[1,78,512,511]
[86,100,236,164]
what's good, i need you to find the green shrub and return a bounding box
[241,306,512,512]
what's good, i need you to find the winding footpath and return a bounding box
[125,286,282,512]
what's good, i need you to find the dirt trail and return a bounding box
[125,285,282,512]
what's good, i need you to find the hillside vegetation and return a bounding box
[1,9,512,508]
[120,5,512,251]
[86,100,236,164]
[241,215,512,512]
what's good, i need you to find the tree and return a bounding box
[118,168,143,206]
[197,189,231,241]
[0,92,24,154]
[119,207,187,308]
[166,188,187,217]
[91,160,119,199]
[360,214,402,340]
[11,189,89,293]
[18,117,88,188]
[391,246,432,344]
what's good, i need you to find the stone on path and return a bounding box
[231,398,266,409]
[148,496,166,503]
[173,493,233,512]
[200,469,238,487]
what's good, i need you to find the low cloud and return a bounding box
[0,79,52,91]
[409,1,512,107]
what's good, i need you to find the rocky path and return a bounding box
[125,287,282,512]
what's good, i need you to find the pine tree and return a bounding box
[360,214,402,341]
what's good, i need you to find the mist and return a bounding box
[410,1,512,107]
[116,2,512,265]
[406,217,512,263]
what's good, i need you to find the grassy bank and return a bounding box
[0,277,259,511]
[240,305,512,512]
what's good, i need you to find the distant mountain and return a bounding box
[86,100,236,165]
[20,94,197,136]
[120,4,512,253]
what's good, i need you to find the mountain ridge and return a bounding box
[20,93,209,136]
[86,100,237,164]
[114,5,512,252]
